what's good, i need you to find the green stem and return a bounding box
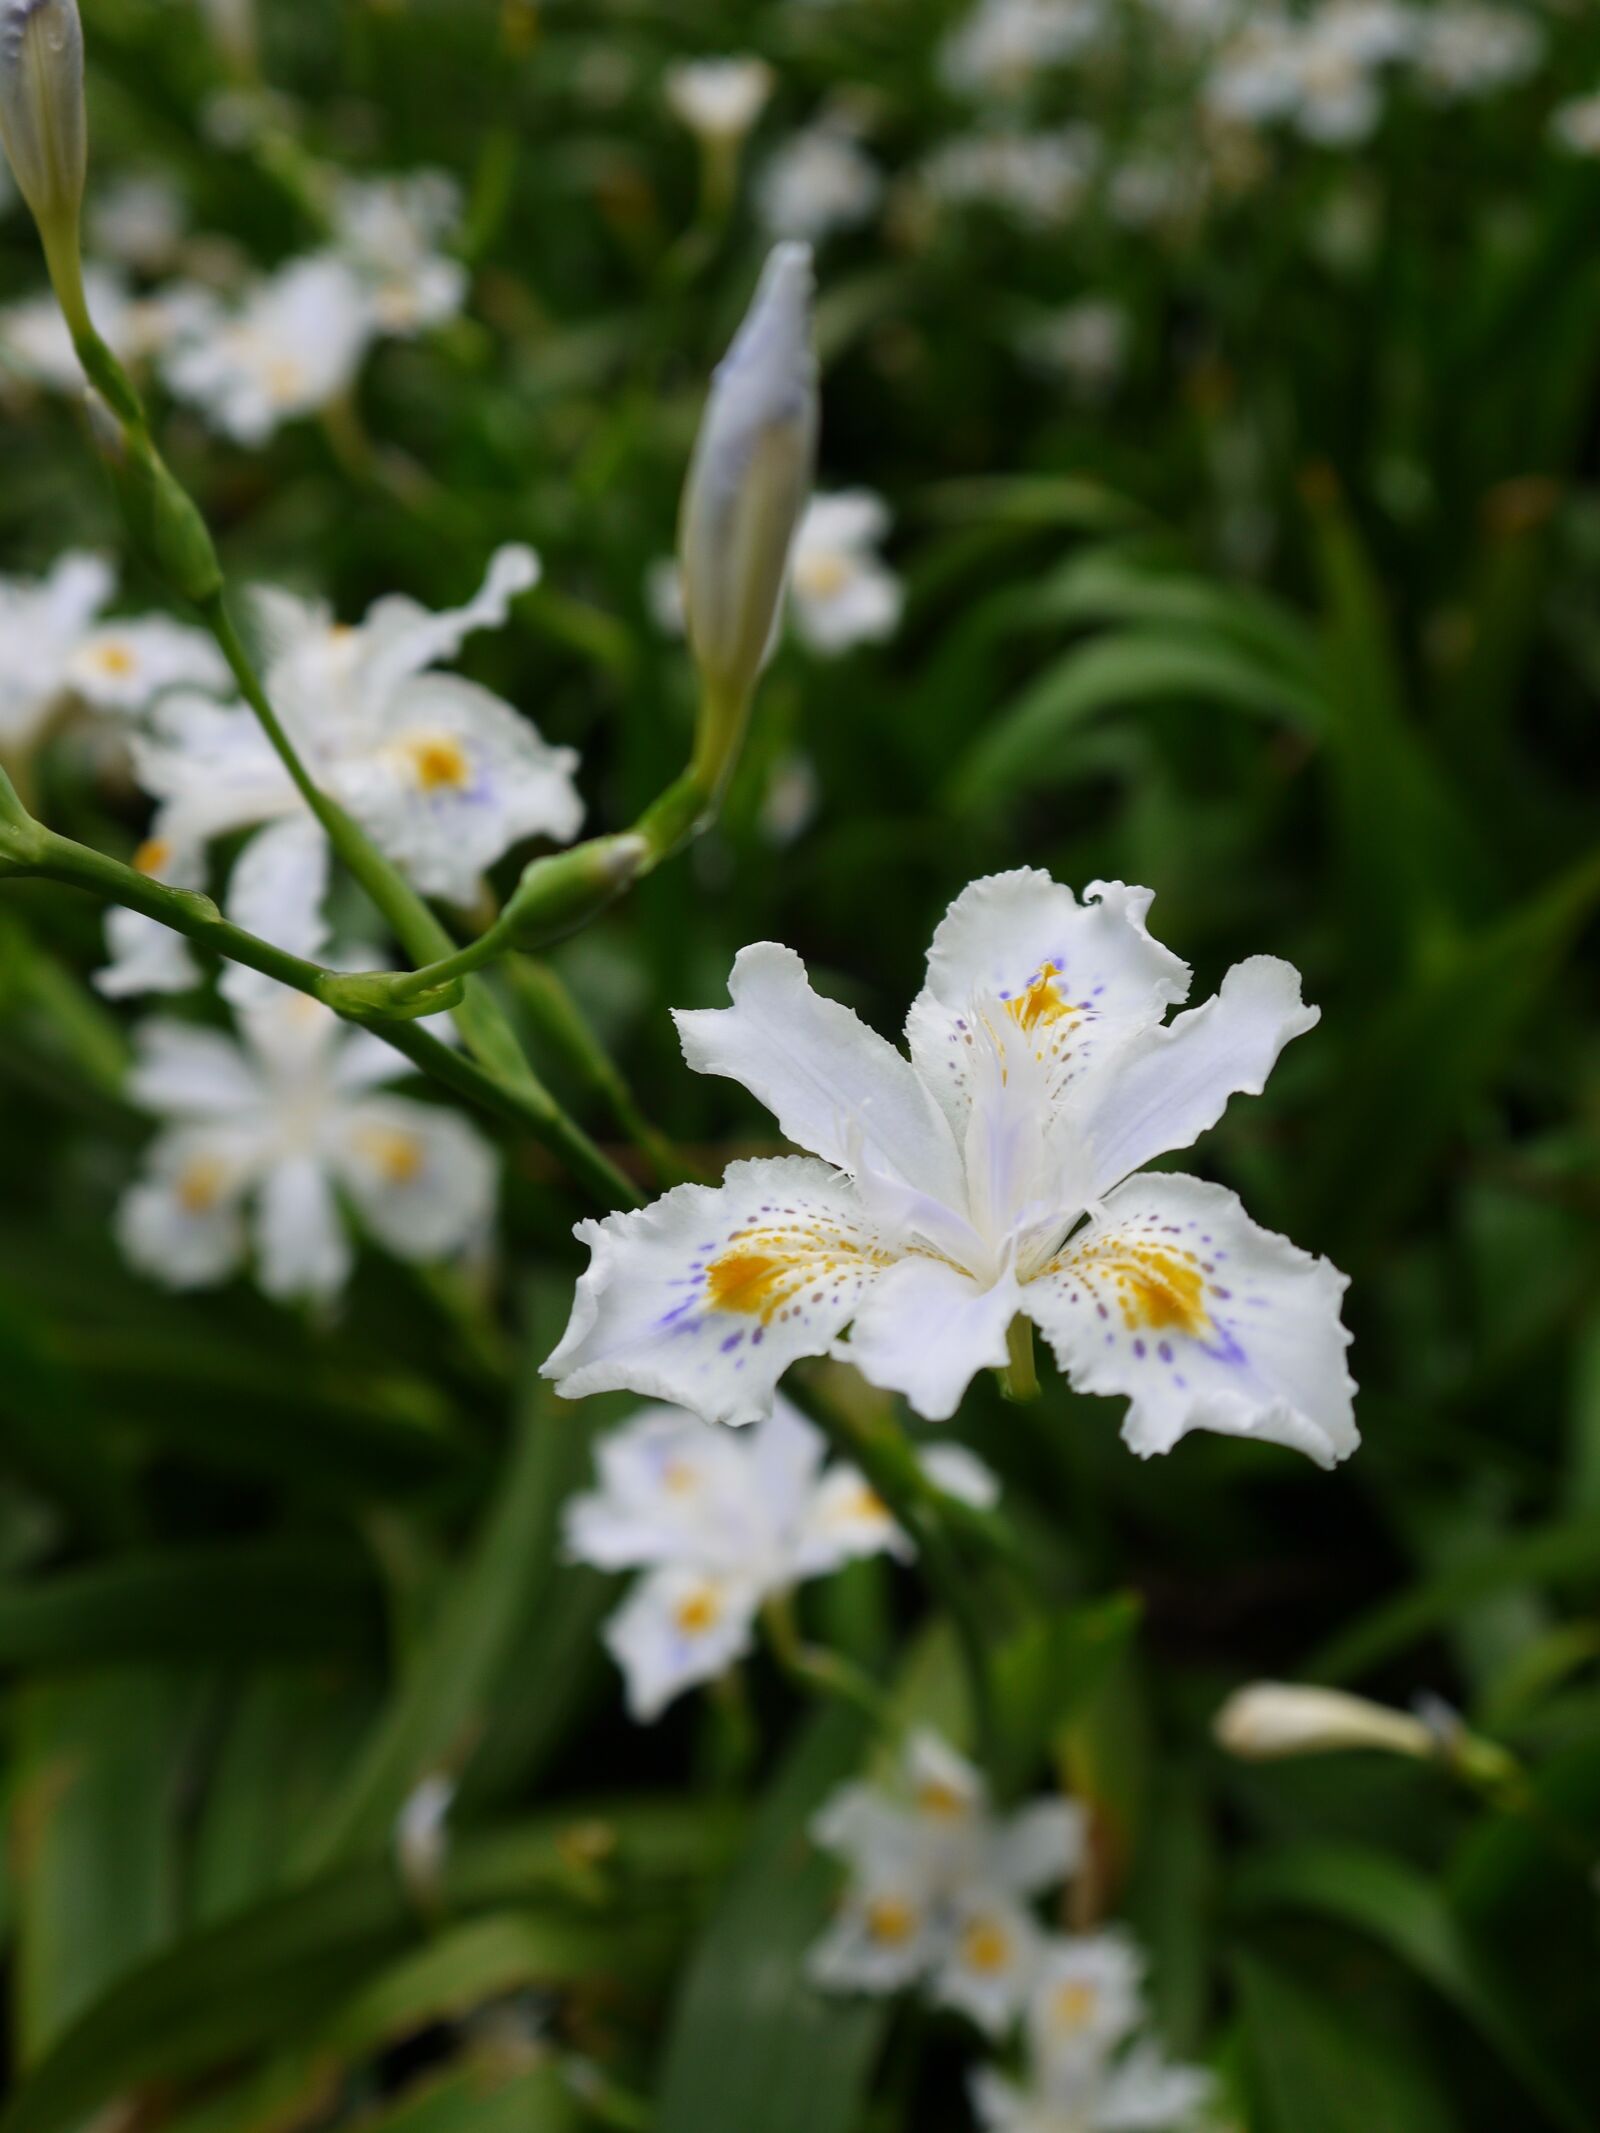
[8,825,641,1208]
[1001,1313,1040,1403]
[760,1596,893,1732]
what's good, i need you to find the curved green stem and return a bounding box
[760,1596,894,1732]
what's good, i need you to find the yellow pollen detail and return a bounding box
[1119,1248,1208,1335]
[962,1919,1012,1975]
[134,838,171,877]
[177,1156,228,1215]
[793,550,851,601]
[915,1780,970,1820]
[358,1127,425,1185]
[865,1896,918,1946]
[847,1485,887,1524]
[706,1250,799,1322]
[93,643,136,677]
[1053,1981,1099,2033]
[675,1589,722,1636]
[407,736,472,793]
[266,357,305,405]
[1006,965,1078,1034]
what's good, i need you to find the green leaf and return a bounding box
[0,1544,383,1670]
[1234,1842,1591,2132]
[1306,848,1600,1251]
[992,1592,1143,1799]
[652,1709,889,2133]
[954,631,1328,812]
[1234,1952,1456,2133]
[10,1671,187,2061]
[292,1308,606,1874]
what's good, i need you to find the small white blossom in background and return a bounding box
[328,170,468,338]
[922,127,1099,227]
[757,122,883,243]
[162,253,375,444]
[546,869,1357,1464]
[117,982,497,1304]
[103,546,581,996]
[1550,92,1600,157]
[789,492,904,655]
[0,264,209,396]
[1020,298,1130,403]
[971,1931,1213,2132]
[565,1400,997,1722]
[89,171,187,272]
[808,1728,1083,2032]
[1410,4,1542,103]
[0,553,228,751]
[941,0,1110,101]
[665,56,774,145]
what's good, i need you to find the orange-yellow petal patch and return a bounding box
[134,837,171,877]
[177,1155,229,1215]
[865,1895,919,1946]
[961,1918,1013,1974]
[405,735,472,793]
[1006,960,1080,1034]
[675,1588,722,1636]
[1056,1234,1211,1340]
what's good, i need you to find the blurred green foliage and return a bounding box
[1,0,1599,2127]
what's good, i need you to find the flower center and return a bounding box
[1051,1980,1099,2033]
[405,735,472,793]
[961,1918,1012,1974]
[915,1779,970,1820]
[265,356,306,406]
[177,1156,229,1214]
[675,1587,722,1636]
[865,1895,919,1946]
[793,549,852,601]
[357,1126,425,1185]
[91,642,136,677]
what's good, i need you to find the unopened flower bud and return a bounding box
[678,242,818,766]
[1214,1683,1435,1763]
[0,0,86,243]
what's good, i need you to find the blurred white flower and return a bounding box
[1020,297,1129,403]
[808,1728,1082,2031]
[566,1401,995,1721]
[163,254,375,444]
[546,870,1357,1459]
[110,546,581,994]
[665,56,773,144]
[329,170,467,338]
[0,264,208,393]
[1551,91,1600,157]
[941,0,1109,100]
[645,556,686,637]
[0,553,226,749]
[89,171,187,272]
[789,491,904,655]
[117,984,497,1303]
[1207,3,1417,146]
[922,127,1098,226]
[1410,5,1542,102]
[757,122,883,242]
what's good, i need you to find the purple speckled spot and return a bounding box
[1158,1342,1173,1363]
[1133,1339,1147,1359]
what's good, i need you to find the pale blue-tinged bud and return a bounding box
[0,0,86,242]
[678,242,818,754]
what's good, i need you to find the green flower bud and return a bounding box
[0,0,86,244]
[678,243,818,773]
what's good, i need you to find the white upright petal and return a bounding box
[1025,1175,1356,1469]
[795,1462,913,1576]
[565,1404,745,1572]
[127,1018,266,1118]
[993,1798,1086,1895]
[98,905,202,999]
[219,815,331,1009]
[675,941,966,1206]
[329,1094,497,1263]
[1096,2041,1215,2132]
[603,1563,762,1722]
[253,1151,351,1303]
[841,1253,1021,1423]
[543,1157,898,1427]
[906,873,1191,1137]
[356,544,540,698]
[1082,955,1319,1197]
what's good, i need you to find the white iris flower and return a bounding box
[545,870,1356,1462]
[808,1728,1083,2032]
[102,546,581,994]
[117,983,497,1304]
[566,1400,996,1723]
